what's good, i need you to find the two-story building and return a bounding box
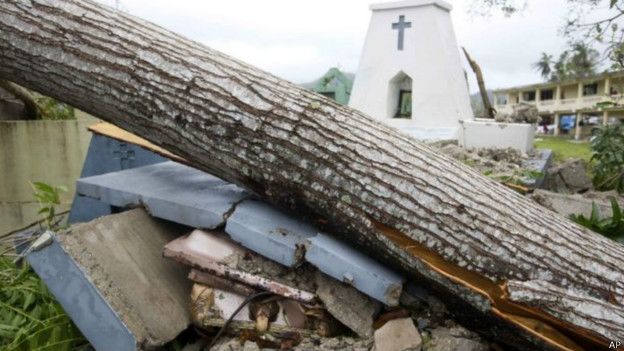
[493,71,624,139]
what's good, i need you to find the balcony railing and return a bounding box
[493,94,624,112]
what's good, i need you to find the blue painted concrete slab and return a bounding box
[68,134,167,224]
[75,161,405,305]
[27,235,135,351]
[306,233,405,306]
[225,200,318,267]
[76,162,249,229]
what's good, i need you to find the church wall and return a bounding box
[350,1,473,136]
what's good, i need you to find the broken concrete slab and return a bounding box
[316,272,379,338]
[27,234,135,351]
[27,208,191,351]
[76,161,249,229]
[373,318,422,351]
[225,199,317,267]
[306,233,404,306]
[77,161,406,306]
[164,229,317,303]
[532,189,624,219]
[543,158,593,193]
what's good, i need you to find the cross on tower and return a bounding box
[391,15,412,51]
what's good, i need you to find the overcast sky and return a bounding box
[95,0,572,93]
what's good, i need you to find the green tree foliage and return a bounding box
[533,53,553,80]
[35,97,75,120]
[31,182,67,230]
[569,198,624,241]
[590,124,624,193]
[533,42,600,82]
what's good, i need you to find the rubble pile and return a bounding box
[438,143,536,180]
[162,229,494,350]
[494,102,540,124]
[21,140,495,351]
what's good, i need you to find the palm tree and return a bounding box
[568,42,599,79]
[533,52,553,80]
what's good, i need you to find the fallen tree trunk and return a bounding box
[462,47,495,119]
[0,79,39,119]
[1,1,623,350]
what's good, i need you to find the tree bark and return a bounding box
[1,1,623,350]
[462,47,496,119]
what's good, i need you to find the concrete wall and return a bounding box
[459,119,534,153]
[0,117,96,234]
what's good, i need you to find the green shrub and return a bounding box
[31,182,67,230]
[0,258,87,351]
[35,97,75,120]
[590,125,624,193]
[0,182,86,350]
[569,197,624,241]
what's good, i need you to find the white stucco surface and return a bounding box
[459,119,535,153]
[349,0,473,140]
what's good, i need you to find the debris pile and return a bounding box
[20,125,498,350]
[438,143,539,181]
[494,102,540,124]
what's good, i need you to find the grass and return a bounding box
[0,256,88,351]
[534,136,592,163]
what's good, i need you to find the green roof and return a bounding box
[301,67,355,105]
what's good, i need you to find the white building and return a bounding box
[349,0,473,140]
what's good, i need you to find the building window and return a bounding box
[496,95,507,105]
[583,83,598,96]
[396,90,412,118]
[388,71,412,119]
[540,89,554,100]
[522,91,536,101]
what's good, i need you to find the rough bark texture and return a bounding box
[1,1,623,349]
[462,47,495,119]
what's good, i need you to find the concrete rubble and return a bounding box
[437,143,552,187]
[494,102,540,124]
[315,272,380,338]
[22,132,496,350]
[374,318,422,351]
[26,208,191,351]
[543,158,593,193]
[532,189,624,219]
[423,326,489,351]
[78,161,405,306]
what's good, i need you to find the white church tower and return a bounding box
[349,0,473,140]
